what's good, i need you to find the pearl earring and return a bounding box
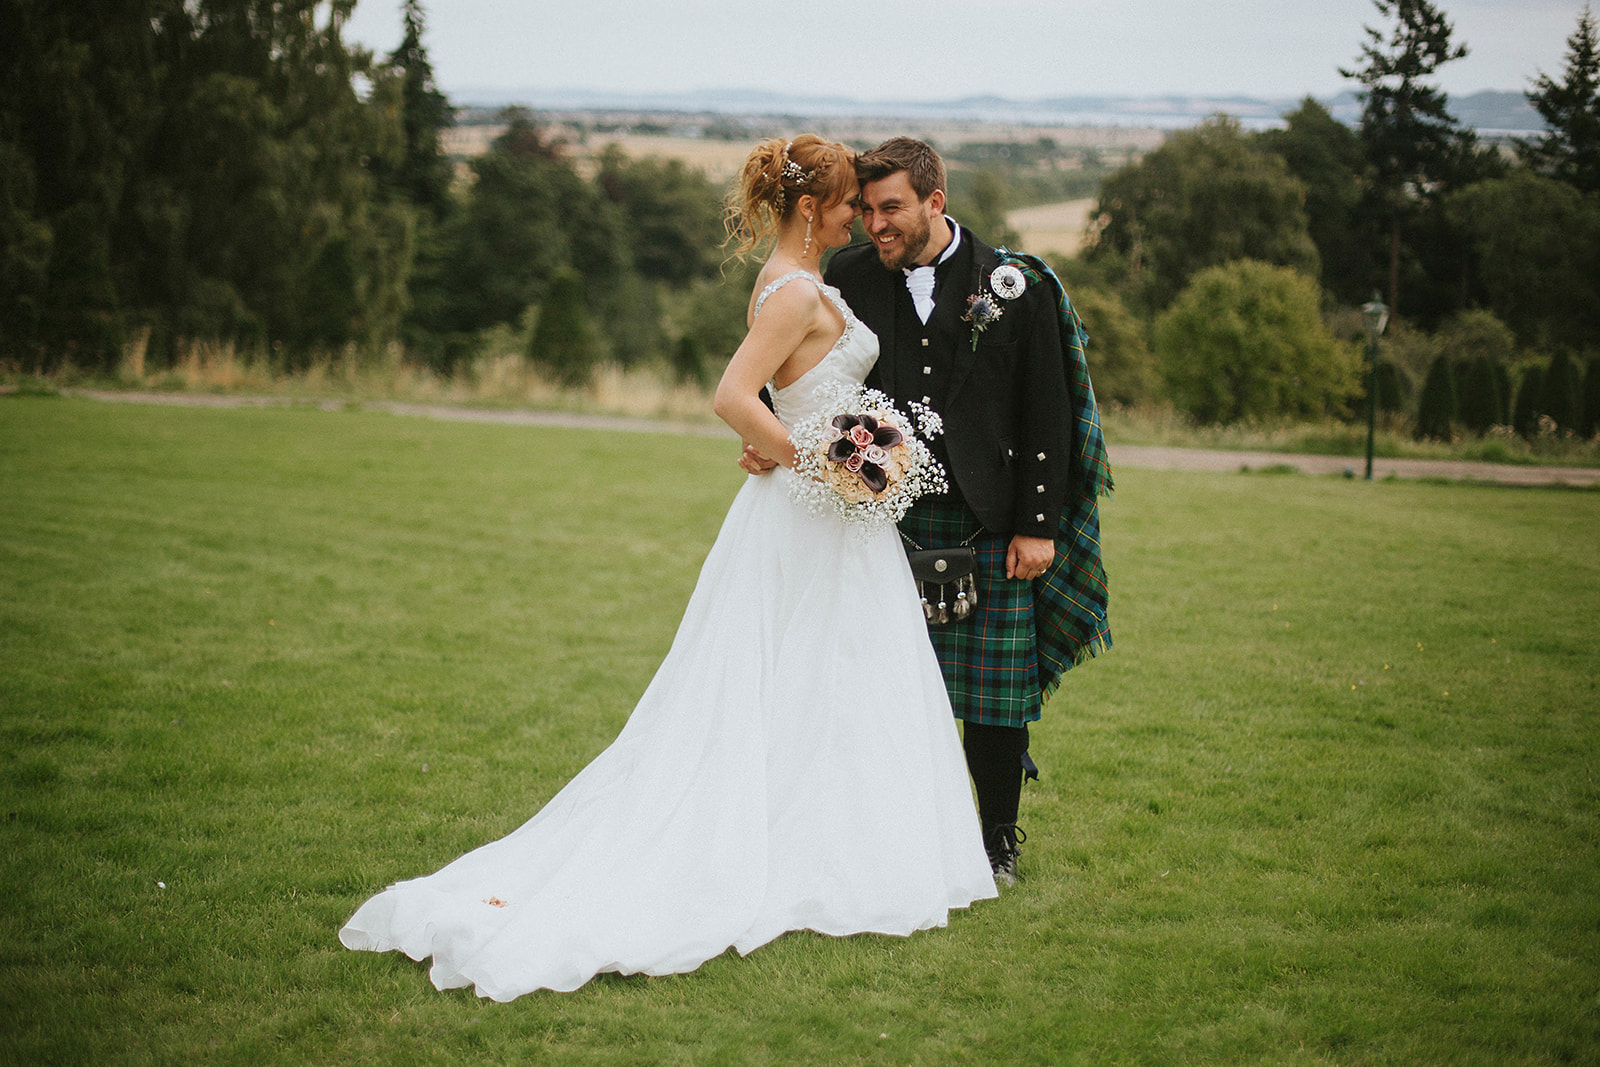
[803,216,813,255]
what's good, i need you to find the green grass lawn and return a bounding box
[2,396,1596,1065]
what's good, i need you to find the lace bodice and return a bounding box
[755,272,880,429]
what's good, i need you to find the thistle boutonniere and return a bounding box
[962,292,1003,351]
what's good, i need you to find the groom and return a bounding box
[748,137,1111,886]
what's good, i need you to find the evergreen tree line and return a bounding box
[0,0,731,385]
[3,0,1597,441]
[2,0,417,369]
[1074,0,1600,440]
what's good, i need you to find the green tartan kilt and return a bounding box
[900,498,1041,728]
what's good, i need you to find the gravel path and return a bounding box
[63,389,1600,488]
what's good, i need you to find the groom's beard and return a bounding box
[874,210,933,272]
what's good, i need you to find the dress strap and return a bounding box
[753,270,823,319]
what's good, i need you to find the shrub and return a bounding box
[1152,260,1359,425]
[1373,360,1408,413]
[1414,354,1457,441]
[1435,309,1516,365]
[1513,364,1545,439]
[1066,284,1158,407]
[1457,356,1503,434]
[1539,350,1583,434]
[1582,358,1600,439]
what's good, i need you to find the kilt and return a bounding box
[900,498,1042,728]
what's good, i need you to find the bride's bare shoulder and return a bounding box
[749,270,823,323]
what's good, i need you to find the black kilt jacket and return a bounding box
[824,228,1073,540]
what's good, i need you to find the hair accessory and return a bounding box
[775,140,817,214]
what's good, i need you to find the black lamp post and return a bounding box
[1361,293,1390,481]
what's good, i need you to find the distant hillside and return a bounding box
[1324,89,1541,132]
[452,87,1545,133]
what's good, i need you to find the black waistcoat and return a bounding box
[891,256,971,512]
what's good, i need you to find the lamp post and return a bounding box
[1361,293,1390,481]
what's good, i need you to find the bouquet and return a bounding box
[787,384,948,530]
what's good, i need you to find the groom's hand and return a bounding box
[739,442,778,475]
[1006,534,1056,581]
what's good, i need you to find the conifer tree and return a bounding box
[1522,5,1600,194]
[1341,0,1473,316]
[1457,356,1501,434]
[1583,358,1600,439]
[383,0,455,218]
[1414,353,1457,440]
[1539,350,1584,434]
[1374,360,1407,414]
[1513,364,1545,439]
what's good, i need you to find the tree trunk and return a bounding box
[1387,215,1402,318]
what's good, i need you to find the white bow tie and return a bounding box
[903,265,936,323]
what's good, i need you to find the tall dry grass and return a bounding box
[98,332,722,424]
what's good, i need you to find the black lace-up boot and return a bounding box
[984,822,1026,887]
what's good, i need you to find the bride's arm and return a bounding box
[714,285,815,470]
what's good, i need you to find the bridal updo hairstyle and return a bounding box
[726,134,855,258]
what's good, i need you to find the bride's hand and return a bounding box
[739,442,779,475]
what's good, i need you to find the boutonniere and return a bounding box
[962,292,1003,351]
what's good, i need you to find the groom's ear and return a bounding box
[926,188,946,216]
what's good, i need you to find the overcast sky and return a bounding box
[342,0,1588,103]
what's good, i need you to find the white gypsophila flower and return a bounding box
[786,381,948,537]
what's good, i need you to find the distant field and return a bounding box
[1006,197,1097,257]
[443,121,1160,187]
[446,122,1102,257]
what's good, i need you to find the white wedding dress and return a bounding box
[339,272,996,999]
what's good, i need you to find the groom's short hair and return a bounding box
[856,137,946,202]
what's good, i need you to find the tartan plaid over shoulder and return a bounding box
[996,249,1113,695]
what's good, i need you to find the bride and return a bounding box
[338,135,996,999]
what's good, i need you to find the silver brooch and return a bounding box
[990,264,1027,300]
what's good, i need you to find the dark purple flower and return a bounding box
[825,410,906,484]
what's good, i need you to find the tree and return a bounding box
[380,0,454,219]
[0,0,164,367]
[1152,260,1359,425]
[1254,97,1377,304]
[1446,171,1600,349]
[1058,283,1157,407]
[1521,4,1600,194]
[0,0,413,368]
[595,146,723,287]
[1341,0,1474,317]
[1089,116,1319,311]
[946,170,1020,250]
[528,269,600,386]
[411,112,628,350]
